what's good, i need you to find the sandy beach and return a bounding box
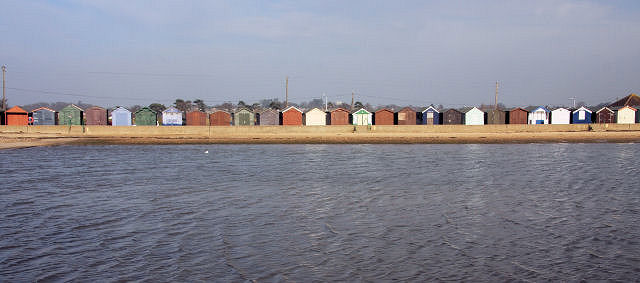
[2,124,640,150]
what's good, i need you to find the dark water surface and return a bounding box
[1,144,639,281]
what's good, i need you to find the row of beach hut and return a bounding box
[1,104,638,126]
[2,94,639,126]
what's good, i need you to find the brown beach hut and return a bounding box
[487,109,506,124]
[258,109,279,125]
[595,107,615,123]
[85,106,108,125]
[186,110,207,126]
[209,110,231,126]
[374,108,394,125]
[396,107,417,125]
[509,108,528,124]
[442,109,463,125]
[281,106,303,125]
[5,106,29,125]
[329,108,350,125]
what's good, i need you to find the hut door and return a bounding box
[239,112,250,125]
[426,112,434,125]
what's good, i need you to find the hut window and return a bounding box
[579,111,585,120]
[399,113,406,120]
[427,112,433,118]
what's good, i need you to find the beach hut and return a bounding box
[111,107,132,126]
[422,106,440,125]
[509,108,528,124]
[352,108,372,125]
[162,106,183,126]
[58,104,84,125]
[134,107,157,126]
[486,109,506,124]
[615,106,636,124]
[210,110,231,126]
[5,106,29,125]
[258,109,279,125]
[595,107,615,124]
[304,108,327,126]
[31,107,57,125]
[528,106,550,124]
[85,106,107,125]
[233,108,255,126]
[281,106,303,126]
[186,110,207,126]
[329,108,350,125]
[550,107,571,124]
[374,108,394,125]
[609,93,640,108]
[443,109,463,125]
[396,107,417,125]
[463,107,484,125]
[572,106,592,124]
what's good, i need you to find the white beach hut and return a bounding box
[616,106,636,124]
[352,108,372,126]
[463,107,484,125]
[528,106,550,124]
[551,107,571,124]
[162,106,183,126]
[304,108,327,126]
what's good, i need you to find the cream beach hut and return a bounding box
[463,107,484,125]
[550,107,571,124]
[304,108,327,126]
[352,108,372,125]
[616,106,636,124]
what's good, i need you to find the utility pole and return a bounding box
[495,81,499,110]
[2,65,6,111]
[285,76,289,108]
[569,97,577,108]
[351,90,354,111]
[322,93,328,111]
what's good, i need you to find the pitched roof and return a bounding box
[421,105,440,113]
[609,93,640,108]
[6,106,27,113]
[572,106,592,113]
[374,108,393,114]
[282,106,302,113]
[62,104,84,111]
[31,107,56,113]
[596,107,613,113]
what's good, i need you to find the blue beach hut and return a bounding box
[572,106,592,124]
[111,106,132,126]
[422,106,440,125]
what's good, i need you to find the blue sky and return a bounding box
[2,0,639,108]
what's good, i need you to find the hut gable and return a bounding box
[463,107,484,125]
[421,106,440,125]
[210,110,231,126]
[595,107,615,124]
[396,107,417,125]
[258,109,279,125]
[550,107,571,124]
[304,108,326,126]
[31,107,57,125]
[233,108,255,126]
[352,108,372,125]
[162,106,183,126]
[572,106,592,124]
[186,110,207,126]
[528,106,550,124]
[508,107,528,124]
[134,107,157,126]
[59,104,84,125]
[282,106,303,126]
[486,109,506,124]
[609,93,640,108]
[85,106,108,125]
[615,106,636,124]
[443,109,463,125]
[374,108,394,125]
[5,106,29,125]
[329,108,350,125]
[111,107,132,126]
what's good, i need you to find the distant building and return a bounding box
[609,93,640,108]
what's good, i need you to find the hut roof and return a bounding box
[526,106,550,113]
[507,107,528,112]
[573,106,592,113]
[396,106,416,112]
[305,107,325,114]
[31,107,56,113]
[596,107,613,113]
[63,104,84,111]
[421,106,440,113]
[609,93,640,108]
[163,106,182,113]
[352,108,371,114]
[374,108,392,113]
[282,106,302,113]
[330,107,350,113]
[135,107,156,114]
[613,105,637,111]
[6,106,27,113]
[460,106,483,113]
[442,108,462,113]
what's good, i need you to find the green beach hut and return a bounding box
[58,104,84,125]
[134,107,157,126]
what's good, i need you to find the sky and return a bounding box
[1,0,639,108]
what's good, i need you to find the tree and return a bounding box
[193,99,207,112]
[269,100,283,110]
[238,100,247,108]
[174,99,192,113]
[354,101,364,109]
[149,103,166,113]
[129,105,142,113]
